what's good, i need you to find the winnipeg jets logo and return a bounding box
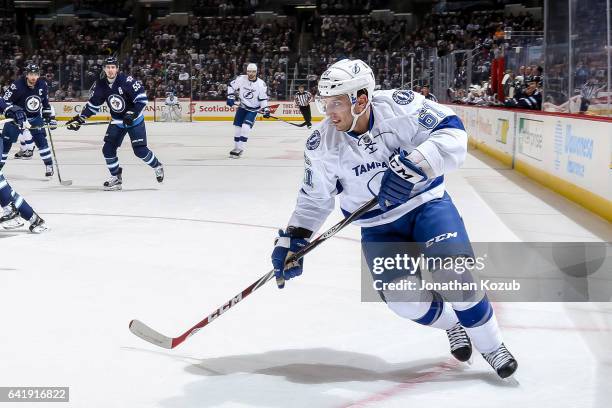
[108,94,126,113]
[243,90,254,100]
[25,95,41,113]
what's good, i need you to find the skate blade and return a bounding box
[30,224,49,234]
[502,375,520,386]
[104,185,123,191]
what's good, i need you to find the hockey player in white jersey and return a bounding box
[270,59,518,379]
[226,63,270,158]
[164,92,181,122]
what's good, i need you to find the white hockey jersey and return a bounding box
[228,75,269,111]
[288,89,467,231]
[165,96,179,106]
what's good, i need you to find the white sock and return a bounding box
[429,302,460,330]
[463,314,503,354]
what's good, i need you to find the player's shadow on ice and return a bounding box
[153,348,517,408]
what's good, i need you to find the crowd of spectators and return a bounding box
[0,18,24,91]
[8,5,603,114]
[303,15,407,90]
[300,9,544,101]
[126,16,295,100]
[0,18,128,100]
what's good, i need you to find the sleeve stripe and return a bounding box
[431,115,465,133]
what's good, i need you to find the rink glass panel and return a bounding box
[544,0,612,117]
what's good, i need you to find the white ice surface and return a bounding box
[0,122,610,408]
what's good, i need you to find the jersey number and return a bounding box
[126,76,141,92]
[418,110,439,129]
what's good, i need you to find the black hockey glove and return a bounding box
[123,111,135,127]
[66,115,85,131]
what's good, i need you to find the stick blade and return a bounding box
[60,180,73,186]
[129,319,174,349]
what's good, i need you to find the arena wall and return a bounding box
[449,105,612,222]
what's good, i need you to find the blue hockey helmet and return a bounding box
[25,62,40,75]
[104,57,119,68]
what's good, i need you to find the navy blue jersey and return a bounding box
[0,77,52,124]
[81,73,148,127]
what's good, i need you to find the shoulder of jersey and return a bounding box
[116,73,129,83]
[304,119,342,156]
[36,78,48,89]
[373,89,423,107]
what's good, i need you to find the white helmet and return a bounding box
[316,59,376,132]
[247,63,257,72]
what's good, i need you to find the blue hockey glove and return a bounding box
[271,228,310,289]
[378,150,428,211]
[262,107,271,118]
[226,95,235,107]
[123,111,135,127]
[66,115,85,131]
[5,106,27,129]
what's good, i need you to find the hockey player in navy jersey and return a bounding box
[0,169,48,233]
[271,59,518,379]
[65,57,164,191]
[0,63,56,177]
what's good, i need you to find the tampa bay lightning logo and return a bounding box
[25,95,41,113]
[352,64,361,74]
[392,90,414,105]
[108,94,126,112]
[243,90,254,100]
[306,130,321,150]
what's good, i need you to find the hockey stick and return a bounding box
[267,114,303,127]
[129,196,378,349]
[45,125,73,186]
[28,121,110,131]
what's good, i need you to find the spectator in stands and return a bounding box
[504,75,542,110]
[421,84,438,102]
